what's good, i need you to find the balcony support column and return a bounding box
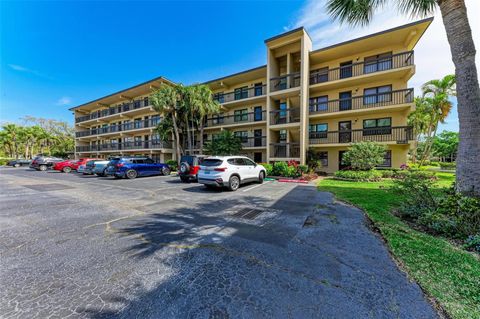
[299,33,312,165]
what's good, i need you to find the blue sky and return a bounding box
[2,0,477,132]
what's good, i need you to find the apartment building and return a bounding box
[71,17,432,173]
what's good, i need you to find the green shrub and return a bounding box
[429,161,440,167]
[0,158,13,166]
[271,162,288,176]
[285,165,299,178]
[334,170,382,181]
[440,162,456,170]
[463,234,480,253]
[262,163,273,176]
[298,164,309,174]
[342,141,386,170]
[166,160,178,171]
[392,173,480,241]
[379,170,394,178]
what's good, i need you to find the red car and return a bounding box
[53,158,100,173]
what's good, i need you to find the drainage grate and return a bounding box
[232,208,264,220]
[23,183,74,192]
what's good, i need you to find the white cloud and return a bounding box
[56,97,72,106]
[8,63,53,79]
[289,0,480,132]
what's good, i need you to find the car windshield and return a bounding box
[201,159,223,167]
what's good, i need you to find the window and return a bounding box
[254,83,263,96]
[151,115,161,126]
[279,102,287,121]
[133,100,141,109]
[244,158,256,166]
[234,87,248,100]
[254,106,263,121]
[212,114,224,125]
[364,52,392,74]
[309,124,328,138]
[363,117,392,135]
[134,136,142,146]
[279,129,287,142]
[340,61,353,79]
[364,85,392,105]
[133,159,145,164]
[234,131,248,143]
[234,109,248,122]
[377,150,392,167]
[310,67,328,84]
[309,96,328,112]
[319,151,328,167]
[213,92,224,103]
[145,158,155,164]
[134,118,142,129]
[143,97,149,106]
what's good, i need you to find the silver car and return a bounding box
[92,160,111,176]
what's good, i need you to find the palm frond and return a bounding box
[326,0,387,26]
[396,0,437,18]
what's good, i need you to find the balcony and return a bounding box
[270,108,300,125]
[270,73,300,92]
[309,88,414,115]
[213,85,266,104]
[205,111,266,128]
[270,143,300,158]
[309,126,414,145]
[75,98,151,123]
[309,51,414,86]
[239,136,267,148]
[75,118,161,138]
[76,140,172,153]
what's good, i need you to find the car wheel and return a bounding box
[227,175,240,191]
[14,163,20,168]
[258,171,265,184]
[62,167,72,173]
[39,165,47,171]
[125,169,138,179]
[162,167,171,176]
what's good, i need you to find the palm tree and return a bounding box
[190,84,221,154]
[326,0,479,196]
[150,84,184,162]
[419,75,456,164]
[2,124,20,158]
[408,97,432,163]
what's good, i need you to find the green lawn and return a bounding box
[318,173,480,319]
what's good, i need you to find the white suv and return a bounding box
[198,156,266,191]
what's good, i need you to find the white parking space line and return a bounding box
[242,181,272,192]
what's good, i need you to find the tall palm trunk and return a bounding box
[199,119,205,154]
[439,0,480,196]
[171,113,182,164]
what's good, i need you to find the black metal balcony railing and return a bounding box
[75,98,151,123]
[270,73,301,92]
[213,85,266,104]
[270,108,300,125]
[75,118,161,138]
[309,51,414,85]
[270,143,300,158]
[189,136,267,150]
[309,89,414,114]
[76,140,172,152]
[205,111,266,127]
[309,126,414,145]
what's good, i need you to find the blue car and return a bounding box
[105,157,171,179]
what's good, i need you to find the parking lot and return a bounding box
[0,168,439,318]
